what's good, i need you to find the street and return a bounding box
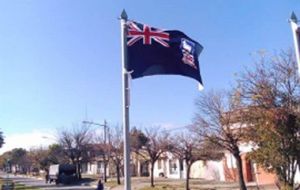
[0,172,96,190]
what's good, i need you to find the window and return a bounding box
[169,159,178,174]
[97,161,103,169]
[97,161,104,174]
[157,159,162,169]
[226,154,236,169]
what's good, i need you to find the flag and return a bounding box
[127,21,203,87]
[290,12,300,73]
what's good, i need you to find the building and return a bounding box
[152,152,225,181]
[223,141,300,186]
[81,144,110,177]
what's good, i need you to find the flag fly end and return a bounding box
[198,83,204,91]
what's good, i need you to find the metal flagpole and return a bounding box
[120,10,131,190]
[289,12,300,74]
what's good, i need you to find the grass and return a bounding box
[104,179,122,188]
[139,183,185,190]
[0,178,41,190]
[14,183,41,190]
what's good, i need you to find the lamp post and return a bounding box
[82,120,109,182]
[42,135,56,142]
[82,120,107,144]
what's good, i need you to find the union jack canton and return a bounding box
[127,21,170,47]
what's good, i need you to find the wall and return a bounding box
[190,160,225,181]
[223,152,277,185]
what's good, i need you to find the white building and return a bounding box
[152,152,225,181]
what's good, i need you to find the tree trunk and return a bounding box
[104,161,107,182]
[234,154,247,190]
[76,162,82,180]
[75,162,79,179]
[136,153,139,177]
[151,161,155,187]
[179,159,184,179]
[116,163,121,185]
[79,162,82,179]
[186,164,191,190]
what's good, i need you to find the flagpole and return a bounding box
[289,12,300,73]
[120,10,131,190]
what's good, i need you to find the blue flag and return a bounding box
[127,21,203,86]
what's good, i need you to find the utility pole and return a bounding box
[82,120,109,182]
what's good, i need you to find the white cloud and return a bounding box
[150,123,189,133]
[151,122,179,130]
[0,129,56,154]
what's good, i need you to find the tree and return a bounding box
[194,90,249,190]
[10,148,29,173]
[27,147,49,170]
[130,127,149,177]
[94,143,110,182]
[0,151,12,171]
[171,130,223,190]
[143,127,169,187]
[237,50,300,190]
[30,144,67,170]
[109,125,123,185]
[130,127,149,153]
[58,124,93,179]
[46,144,68,165]
[0,149,30,173]
[94,130,111,183]
[0,130,4,149]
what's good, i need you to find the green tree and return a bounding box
[0,151,12,170]
[0,131,4,149]
[130,127,148,153]
[46,144,68,165]
[10,148,29,173]
[28,145,67,170]
[130,127,149,177]
[237,50,300,190]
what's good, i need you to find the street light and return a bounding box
[82,120,108,143]
[42,136,57,144]
[82,120,109,182]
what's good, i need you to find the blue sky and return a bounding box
[0,0,299,152]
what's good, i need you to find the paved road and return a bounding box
[0,173,96,190]
[1,173,277,190]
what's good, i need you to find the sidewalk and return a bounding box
[100,177,278,190]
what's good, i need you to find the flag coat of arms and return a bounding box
[126,21,203,86]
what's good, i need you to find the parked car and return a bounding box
[48,164,77,184]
